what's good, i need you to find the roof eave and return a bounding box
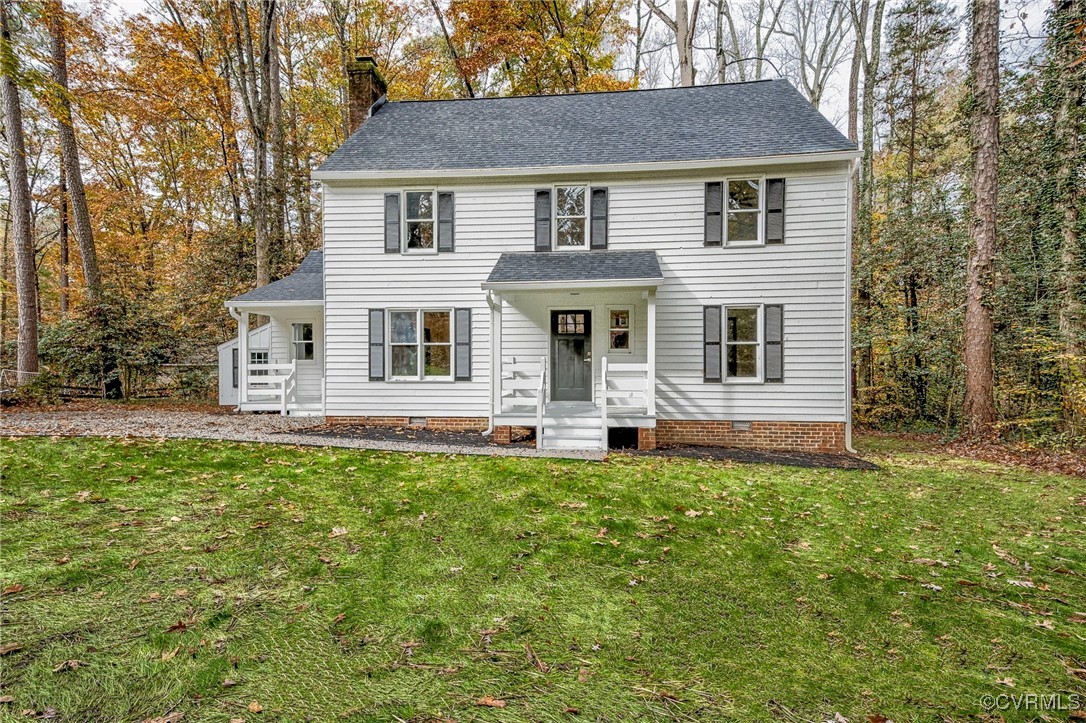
[313,149,859,182]
[482,278,663,292]
[225,299,325,308]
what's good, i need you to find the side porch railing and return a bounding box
[244,360,297,416]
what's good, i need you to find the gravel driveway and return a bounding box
[0,406,605,460]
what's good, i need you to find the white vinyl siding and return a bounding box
[322,169,848,422]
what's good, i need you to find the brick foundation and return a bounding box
[637,427,657,451]
[326,416,488,432]
[492,425,534,444]
[655,420,846,453]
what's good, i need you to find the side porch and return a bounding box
[224,250,325,416]
[483,251,662,451]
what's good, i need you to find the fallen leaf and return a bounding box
[248,701,263,713]
[166,620,189,634]
[128,558,139,570]
[52,659,85,672]
[563,706,580,714]
[329,526,348,537]
[160,646,181,662]
[1008,579,1036,588]
[222,679,237,688]
[250,521,270,529]
[1068,613,1086,624]
[0,696,13,704]
[995,676,1015,687]
[0,643,23,656]
[909,558,947,567]
[2,584,24,596]
[476,696,506,708]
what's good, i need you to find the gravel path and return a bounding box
[0,408,605,461]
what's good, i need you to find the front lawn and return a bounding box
[2,438,1084,721]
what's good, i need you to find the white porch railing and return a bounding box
[602,359,651,416]
[245,360,297,416]
[500,356,547,415]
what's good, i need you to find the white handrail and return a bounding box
[535,356,547,450]
[281,360,297,416]
[600,356,609,450]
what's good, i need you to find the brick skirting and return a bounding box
[655,420,846,452]
[326,416,488,432]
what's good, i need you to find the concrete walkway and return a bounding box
[0,408,605,461]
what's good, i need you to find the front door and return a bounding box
[551,310,592,402]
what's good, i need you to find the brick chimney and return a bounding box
[346,55,387,135]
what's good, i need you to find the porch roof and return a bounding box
[227,250,323,306]
[482,251,663,291]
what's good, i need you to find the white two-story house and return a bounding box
[222,56,859,453]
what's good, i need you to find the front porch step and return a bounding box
[540,420,605,451]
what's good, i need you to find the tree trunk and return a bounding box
[59,149,69,316]
[675,0,695,86]
[266,0,286,277]
[1,0,39,382]
[962,0,999,434]
[48,0,101,300]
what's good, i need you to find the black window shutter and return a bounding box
[705,182,722,247]
[437,192,455,252]
[765,178,785,245]
[590,188,608,250]
[765,304,784,382]
[454,308,471,381]
[231,348,238,388]
[368,309,386,381]
[384,194,400,253]
[534,189,551,252]
[704,305,721,382]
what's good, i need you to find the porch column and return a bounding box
[490,293,503,416]
[237,309,248,405]
[647,290,656,417]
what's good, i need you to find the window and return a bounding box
[609,308,631,352]
[556,312,587,334]
[389,310,452,379]
[250,350,269,376]
[725,307,759,379]
[726,179,762,244]
[555,186,587,248]
[291,324,314,361]
[405,191,435,251]
[231,348,238,388]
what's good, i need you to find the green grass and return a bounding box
[2,438,1084,722]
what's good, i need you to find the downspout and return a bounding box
[483,290,500,436]
[228,305,244,413]
[844,158,859,454]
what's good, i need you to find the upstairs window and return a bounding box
[726,179,761,244]
[405,191,435,251]
[555,186,587,248]
[291,323,314,361]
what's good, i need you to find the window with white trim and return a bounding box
[389,309,452,379]
[726,179,762,245]
[608,308,632,352]
[250,350,269,376]
[554,186,587,248]
[725,306,760,379]
[405,190,435,251]
[291,324,314,361]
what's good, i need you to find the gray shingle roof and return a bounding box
[485,251,662,287]
[228,250,323,304]
[316,79,854,175]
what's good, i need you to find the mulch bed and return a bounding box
[631,444,879,470]
[295,423,536,448]
[294,423,876,469]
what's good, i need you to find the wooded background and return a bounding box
[1,0,1083,443]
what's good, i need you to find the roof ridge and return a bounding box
[385,78,783,106]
